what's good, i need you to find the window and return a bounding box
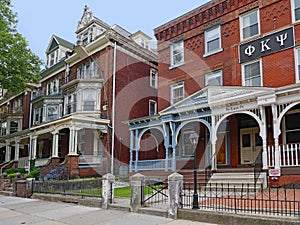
[204,25,222,55]
[77,59,97,79]
[285,113,300,143]
[150,69,158,88]
[149,100,157,116]
[205,70,223,86]
[47,105,59,121]
[83,91,96,111]
[179,130,196,157]
[66,94,76,114]
[171,82,184,104]
[170,40,184,67]
[292,0,300,22]
[10,121,18,134]
[295,48,300,83]
[242,60,262,86]
[1,122,7,136]
[47,78,62,95]
[240,10,259,40]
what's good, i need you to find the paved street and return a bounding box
[0,195,218,225]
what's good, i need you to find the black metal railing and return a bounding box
[180,182,300,217]
[254,150,263,184]
[33,178,102,198]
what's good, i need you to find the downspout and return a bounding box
[111,41,117,175]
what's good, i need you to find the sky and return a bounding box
[11,0,210,62]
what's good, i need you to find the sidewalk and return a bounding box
[0,195,219,225]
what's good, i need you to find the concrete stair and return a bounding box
[206,172,267,192]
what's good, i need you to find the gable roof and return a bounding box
[45,35,74,54]
[160,88,209,115]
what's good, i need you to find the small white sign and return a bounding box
[269,169,281,177]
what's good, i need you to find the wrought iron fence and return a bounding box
[33,178,102,198]
[180,182,300,217]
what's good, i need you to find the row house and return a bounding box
[127,0,300,187]
[0,6,157,178]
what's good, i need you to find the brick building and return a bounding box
[0,6,157,178]
[127,0,300,187]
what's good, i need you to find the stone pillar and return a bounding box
[130,173,145,212]
[168,173,183,219]
[102,173,115,209]
[52,132,59,158]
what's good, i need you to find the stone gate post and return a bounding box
[102,173,115,209]
[130,173,145,212]
[168,172,183,219]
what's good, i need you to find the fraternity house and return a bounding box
[127,0,300,187]
[0,6,157,178]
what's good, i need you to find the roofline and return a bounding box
[154,0,214,32]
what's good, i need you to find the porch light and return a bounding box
[189,131,199,210]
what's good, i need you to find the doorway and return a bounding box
[240,127,262,164]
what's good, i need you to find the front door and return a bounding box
[240,127,262,164]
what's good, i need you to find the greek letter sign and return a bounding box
[239,27,294,63]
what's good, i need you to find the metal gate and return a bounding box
[141,180,168,207]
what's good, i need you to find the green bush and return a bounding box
[4,168,26,175]
[26,168,40,179]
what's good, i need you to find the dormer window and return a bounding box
[50,52,55,67]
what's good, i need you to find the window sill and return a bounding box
[169,62,185,70]
[203,48,223,58]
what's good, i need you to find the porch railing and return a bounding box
[133,159,172,171]
[18,157,29,169]
[267,143,300,167]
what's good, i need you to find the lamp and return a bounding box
[189,131,199,209]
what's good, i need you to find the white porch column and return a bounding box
[271,104,281,170]
[172,147,176,171]
[68,127,77,155]
[5,142,11,162]
[129,130,134,172]
[14,140,20,161]
[274,137,280,170]
[135,129,139,172]
[52,132,59,158]
[260,106,268,170]
[30,136,37,159]
[211,115,217,171]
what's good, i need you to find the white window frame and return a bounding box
[242,59,263,87]
[239,9,260,41]
[292,0,300,23]
[150,69,158,88]
[170,81,184,105]
[149,100,157,116]
[295,47,300,83]
[170,40,184,68]
[204,25,223,56]
[205,70,223,86]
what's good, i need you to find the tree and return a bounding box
[0,0,42,94]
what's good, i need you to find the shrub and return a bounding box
[27,169,40,179]
[4,168,26,175]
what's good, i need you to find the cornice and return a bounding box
[154,0,260,42]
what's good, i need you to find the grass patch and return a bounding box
[75,185,161,198]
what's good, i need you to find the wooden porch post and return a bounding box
[272,104,281,170]
[211,115,217,171]
[129,130,134,172]
[260,106,268,170]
